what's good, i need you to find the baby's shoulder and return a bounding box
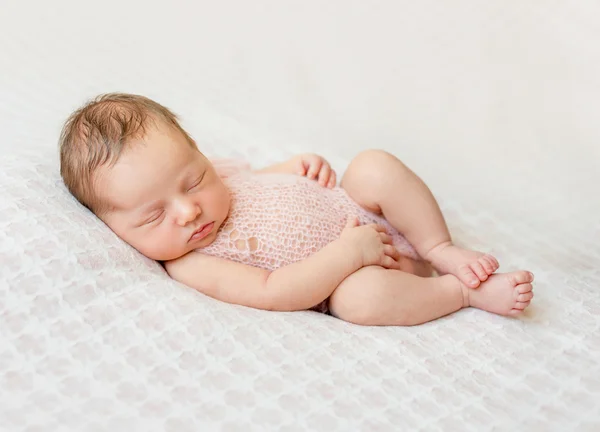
[210,157,252,179]
[164,251,231,285]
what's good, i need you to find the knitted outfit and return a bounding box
[197,159,418,313]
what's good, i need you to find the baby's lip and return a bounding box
[189,222,215,242]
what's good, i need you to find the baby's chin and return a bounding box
[140,246,191,263]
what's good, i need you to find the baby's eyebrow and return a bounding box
[139,201,163,214]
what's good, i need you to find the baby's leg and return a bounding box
[398,255,434,278]
[328,267,534,326]
[341,149,502,288]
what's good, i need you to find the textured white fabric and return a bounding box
[2,145,599,431]
[1,1,600,431]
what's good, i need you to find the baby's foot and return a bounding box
[460,270,534,316]
[425,242,499,288]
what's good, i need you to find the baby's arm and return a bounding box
[255,153,337,188]
[165,218,401,312]
[166,238,359,311]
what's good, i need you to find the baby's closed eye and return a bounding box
[140,209,165,226]
[187,171,206,192]
[187,176,203,191]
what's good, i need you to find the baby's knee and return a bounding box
[328,271,390,326]
[343,149,401,190]
[350,149,397,171]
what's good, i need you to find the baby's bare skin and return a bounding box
[460,270,534,316]
[397,256,533,317]
[425,241,500,288]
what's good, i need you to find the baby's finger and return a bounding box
[370,224,389,234]
[327,170,337,188]
[379,233,392,245]
[317,163,331,186]
[306,157,323,179]
[295,156,308,176]
[382,256,403,270]
[345,216,359,229]
[384,244,400,261]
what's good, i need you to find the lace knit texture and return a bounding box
[199,160,419,313]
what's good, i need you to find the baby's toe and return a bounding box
[458,265,480,287]
[517,283,533,294]
[516,292,534,302]
[514,301,531,310]
[479,257,495,274]
[485,255,500,271]
[469,262,488,282]
[509,309,524,316]
[508,271,534,286]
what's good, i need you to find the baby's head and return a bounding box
[59,93,231,261]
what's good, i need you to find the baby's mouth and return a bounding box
[189,222,215,242]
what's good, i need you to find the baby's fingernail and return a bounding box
[470,279,477,285]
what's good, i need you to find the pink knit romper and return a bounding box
[197,159,419,314]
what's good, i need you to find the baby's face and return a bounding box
[96,123,230,261]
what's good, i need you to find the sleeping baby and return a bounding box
[58,93,534,325]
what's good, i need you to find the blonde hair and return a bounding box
[59,93,196,215]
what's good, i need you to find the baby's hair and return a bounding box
[59,93,196,215]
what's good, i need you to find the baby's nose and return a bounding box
[175,199,201,226]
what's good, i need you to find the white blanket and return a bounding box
[1,1,599,430]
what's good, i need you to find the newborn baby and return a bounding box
[59,93,534,326]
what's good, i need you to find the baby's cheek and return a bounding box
[223,192,232,214]
[214,187,231,216]
[137,229,178,261]
[135,236,161,260]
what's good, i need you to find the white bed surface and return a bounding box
[1,1,599,431]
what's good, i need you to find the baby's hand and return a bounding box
[293,153,337,188]
[339,216,402,270]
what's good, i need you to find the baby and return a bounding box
[59,93,534,326]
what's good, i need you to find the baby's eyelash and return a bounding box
[144,210,164,225]
[188,174,205,191]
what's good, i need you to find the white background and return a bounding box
[1,1,598,222]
